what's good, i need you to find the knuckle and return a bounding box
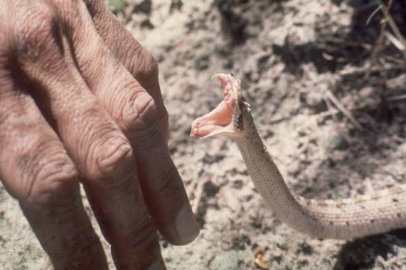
[23,156,78,206]
[122,91,162,148]
[14,2,59,62]
[88,135,134,179]
[125,91,157,129]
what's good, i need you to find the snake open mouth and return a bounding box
[190,74,239,139]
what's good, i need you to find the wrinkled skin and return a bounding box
[0,1,199,269]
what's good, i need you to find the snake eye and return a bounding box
[230,73,234,76]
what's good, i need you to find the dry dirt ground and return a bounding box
[1,0,406,269]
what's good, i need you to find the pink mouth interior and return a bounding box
[190,75,237,139]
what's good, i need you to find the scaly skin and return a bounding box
[191,73,406,239]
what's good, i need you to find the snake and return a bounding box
[190,73,406,239]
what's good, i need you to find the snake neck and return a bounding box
[234,112,406,239]
[234,119,321,236]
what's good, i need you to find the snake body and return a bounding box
[191,74,406,239]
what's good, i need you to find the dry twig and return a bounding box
[325,90,363,130]
[387,94,406,101]
[365,0,392,79]
[340,64,405,77]
[385,31,406,53]
[366,4,382,26]
[380,0,406,56]
[192,176,210,214]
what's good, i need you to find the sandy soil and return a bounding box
[1,0,406,269]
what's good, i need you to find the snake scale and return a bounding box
[191,73,406,239]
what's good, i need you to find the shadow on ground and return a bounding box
[334,229,406,270]
[272,0,406,74]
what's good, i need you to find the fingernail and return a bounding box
[176,204,200,242]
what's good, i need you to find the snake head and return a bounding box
[191,73,250,139]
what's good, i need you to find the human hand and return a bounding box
[0,0,199,269]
